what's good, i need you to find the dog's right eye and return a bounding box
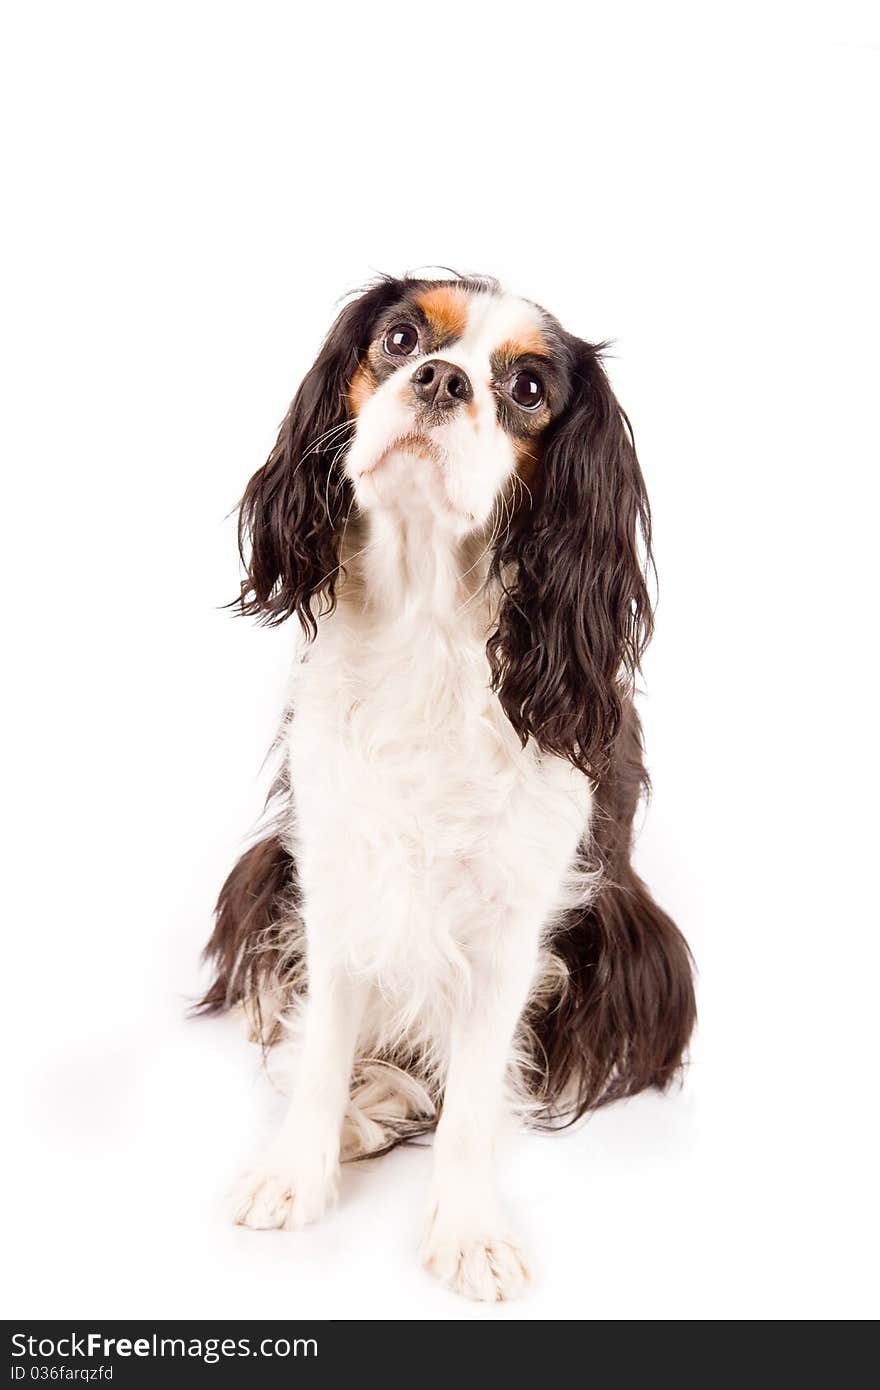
[383,324,420,357]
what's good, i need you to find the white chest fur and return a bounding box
[287,635,588,1038]
[283,474,592,1052]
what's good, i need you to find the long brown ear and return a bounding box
[237,277,406,634]
[487,340,654,778]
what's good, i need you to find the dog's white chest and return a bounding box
[286,611,589,1007]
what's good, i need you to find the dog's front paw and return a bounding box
[231,1164,337,1231]
[422,1227,532,1302]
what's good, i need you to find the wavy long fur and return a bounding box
[198,722,694,1133]
[198,274,695,1151]
[488,339,653,780]
[236,277,409,634]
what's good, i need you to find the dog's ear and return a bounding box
[237,278,404,634]
[488,340,654,778]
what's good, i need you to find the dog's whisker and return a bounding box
[512,470,534,511]
[302,418,356,459]
[455,498,505,600]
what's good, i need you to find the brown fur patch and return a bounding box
[348,361,375,415]
[414,285,469,342]
[513,439,542,490]
[497,326,548,360]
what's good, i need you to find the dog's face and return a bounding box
[237,274,654,777]
[345,284,574,535]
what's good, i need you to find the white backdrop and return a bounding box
[3,1,878,1320]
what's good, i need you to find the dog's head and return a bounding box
[343,279,572,534]
[238,274,654,776]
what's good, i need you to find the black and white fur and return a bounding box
[199,275,695,1301]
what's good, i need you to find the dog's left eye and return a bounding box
[508,370,545,410]
[384,324,420,357]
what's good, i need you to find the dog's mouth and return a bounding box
[356,430,444,479]
[352,429,476,523]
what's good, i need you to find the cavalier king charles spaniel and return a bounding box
[198,274,696,1301]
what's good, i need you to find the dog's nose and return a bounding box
[410,359,473,411]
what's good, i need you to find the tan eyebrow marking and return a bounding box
[413,285,469,341]
[348,361,375,415]
[496,326,548,360]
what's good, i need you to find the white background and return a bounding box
[2,1,878,1321]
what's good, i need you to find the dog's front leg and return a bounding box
[233,946,366,1232]
[421,926,540,1301]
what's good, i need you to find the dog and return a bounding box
[198,274,696,1301]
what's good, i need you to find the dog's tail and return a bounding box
[527,703,696,1122]
[341,1061,436,1160]
[530,866,696,1122]
[195,832,305,1045]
